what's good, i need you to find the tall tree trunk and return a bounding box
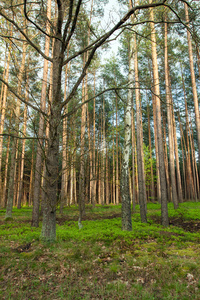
[41,12,63,241]
[131,108,136,211]
[60,64,69,212]
[17,76,29,208]
[5,32,27,219]
[32,0,51,227]
[121,1,134,229]
[92,71,96,207]
[149,0,169,226]
[134,31,147,222]
[79,71,87,221]
[2,135,10,208]
[147,101,155,201]
[0,40,11,197]
[184,3,200,163]
[164,19,178,208]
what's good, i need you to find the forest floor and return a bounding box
[0,202,200,300]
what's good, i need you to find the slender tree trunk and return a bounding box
[131,108,136,211]
[149,0,169,226]
[121,3,134,229]
[92,71,96,207]
[60,62,70,212]
[164,19,178,208]
[0,41,11,196]
[17,77,29,208]
[162,112,171,203]
[147,101,155,201]
[2,135,10,208]
[5,32,26,219]
[134,31,147,222]
[184,3,200,163]
[79,70,87,221]
[115,94,119,205]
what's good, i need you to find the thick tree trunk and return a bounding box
[32,0,51,227]
[41,26,62,242]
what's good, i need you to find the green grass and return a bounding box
[0,202,200,299]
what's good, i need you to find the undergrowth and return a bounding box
[0,202,200,299]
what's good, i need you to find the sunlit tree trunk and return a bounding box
[147,101,155,201]
[164,19,178,208]
[184,3,200,163]
[0,38,11,199]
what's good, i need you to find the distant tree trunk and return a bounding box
[2,135,10,208]
[92,71,96,207]
[28,143,34,206]
[131,108,136,211]
[5,33,27,219]
[115,94,119,205]
[17,77,29,209]
[0,41,11,198]
[149,0,169,226]
[147,101,155,201]
[171,96,183,203]
[164,19,178,208]
[162,112,171,203]
[60,58,70,212]
[79,72,87,221]
[184,3,200,164]
[32,0,51,227]
[112,104,116,205]
[181,70,195,200]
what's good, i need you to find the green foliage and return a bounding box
[0,202,200,299]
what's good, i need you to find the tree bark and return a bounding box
[32,0,51,227]
[164,19,178,208]
[184,3,200,164]
[149,0,169,226]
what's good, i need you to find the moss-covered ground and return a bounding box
[0,202,200,299]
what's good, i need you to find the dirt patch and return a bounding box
[150,215,200,233]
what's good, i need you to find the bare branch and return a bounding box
[0,77,47,116]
